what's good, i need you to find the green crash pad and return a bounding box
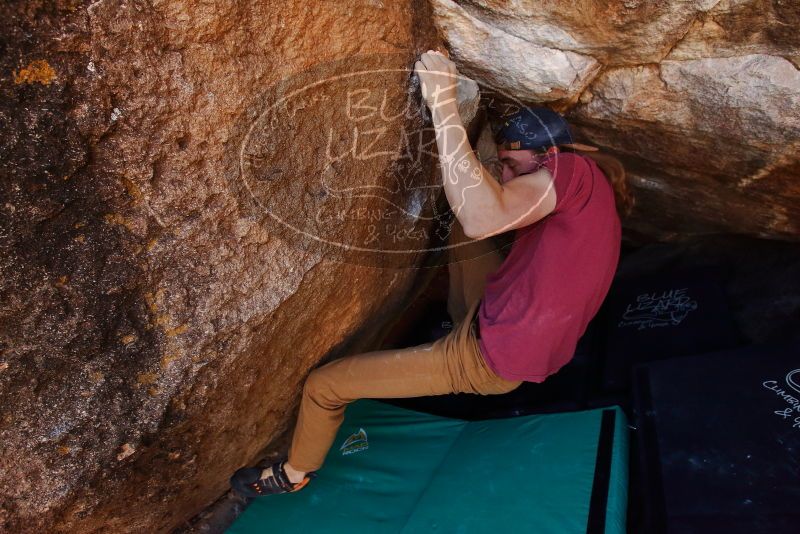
[228,399,628,533]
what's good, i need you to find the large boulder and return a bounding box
[668,0,800,66]
[433,0,800,242]
[569,54,800,241]
[0,0,479,532]
[435,0,720,65]
[431,0,600,105]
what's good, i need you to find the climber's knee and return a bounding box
[302,363,344,409]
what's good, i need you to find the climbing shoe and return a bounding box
[230,459,317,497]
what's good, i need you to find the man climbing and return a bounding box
[230,50,631,497]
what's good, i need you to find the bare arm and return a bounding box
[430,102,503,235]
[415,50,556,239]
[431,102,557,239]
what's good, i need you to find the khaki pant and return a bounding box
[287,220,523,472]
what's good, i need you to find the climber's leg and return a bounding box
[446,217,504,323]
[286,298,521,473]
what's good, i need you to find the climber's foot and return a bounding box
[230,460,317,497]
[263,461,306,485]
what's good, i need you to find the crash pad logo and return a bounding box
[340,428,369,456]
[618,287,698,330]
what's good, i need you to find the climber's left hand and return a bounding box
[414,49,459,115]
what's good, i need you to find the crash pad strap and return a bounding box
[587,409,616,533]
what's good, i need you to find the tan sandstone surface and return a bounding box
[0,0,482,532]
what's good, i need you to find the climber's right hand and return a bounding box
[414,49,459,114]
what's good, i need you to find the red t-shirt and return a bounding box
[477,152,621,382]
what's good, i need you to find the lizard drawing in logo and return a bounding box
[619,288,699,330]
[438,144,486,221]
[340,428,369,456]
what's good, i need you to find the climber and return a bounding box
[229,49,633,497]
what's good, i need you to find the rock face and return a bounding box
[443,0,721,65]
[0,1,480,532]
[571,54,799,240]
[431,0,601,104]
[432,0,800,242]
